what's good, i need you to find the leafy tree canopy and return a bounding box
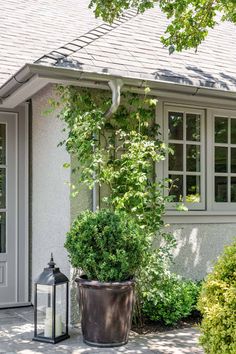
[89,0,236,51]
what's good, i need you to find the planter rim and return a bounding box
[75,276,135,288]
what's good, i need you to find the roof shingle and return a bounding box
[0,0,102,86]
[66,7,236,91]
[1,1,236,92]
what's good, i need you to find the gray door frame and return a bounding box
[0,104,30,307]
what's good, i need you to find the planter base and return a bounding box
[84,339,128,348]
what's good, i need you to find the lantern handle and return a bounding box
[48,253,56,268]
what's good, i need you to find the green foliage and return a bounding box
[139,246,201,325]
[198,241,236,354]
[53,85,180,303]
[89,0,155,23]
[55,86,170,239]
[53,84,197,329]
[64,209,148,282]
[88,0,236,51]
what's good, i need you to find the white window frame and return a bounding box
[163,105,205,211]
[208,109,236,211]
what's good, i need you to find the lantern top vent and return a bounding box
[34,254,69,285]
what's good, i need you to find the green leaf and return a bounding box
[63,162,71,168]
[176,203,188,212]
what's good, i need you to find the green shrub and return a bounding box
[139,249,201,325]
[198,241,236,354]
[65,209,148,282]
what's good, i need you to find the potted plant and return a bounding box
[65,208,147,347]
[51,86,171,346]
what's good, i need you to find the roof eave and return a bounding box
[1,63,236,109]
[0,64,33,99]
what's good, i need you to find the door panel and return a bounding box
[0,113,17,305]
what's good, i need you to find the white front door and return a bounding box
[0,110,29,307]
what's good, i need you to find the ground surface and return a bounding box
[0,307,204,354]
[132,311,201,335]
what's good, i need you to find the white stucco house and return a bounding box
[0,0,236,311]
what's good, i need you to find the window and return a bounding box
[163,106,236,212]
[213,114,236,209]
[164,107,205,210]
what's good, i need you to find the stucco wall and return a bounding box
[31,84,71,292]
[70,155,92,324]
[31,84,92,323]
[30,85,236,322]
[169,223,236,280]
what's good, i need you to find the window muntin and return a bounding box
[165,107,205,210]
[214,116,236,204]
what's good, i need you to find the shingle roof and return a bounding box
[1,1,236,92]
[35,8,137,67]
[0,0,102,86]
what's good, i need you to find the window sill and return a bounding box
[164,211,236,224]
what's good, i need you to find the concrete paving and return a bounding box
[0,307,204,354]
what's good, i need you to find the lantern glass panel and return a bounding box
[55,283,67,336]
[36,284,53,338]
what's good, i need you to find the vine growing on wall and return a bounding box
[50,85,173,240]
[49,85,200,327]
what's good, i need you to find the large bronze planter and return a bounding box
[76,277,135,347]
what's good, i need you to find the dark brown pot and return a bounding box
[75,276,135,347]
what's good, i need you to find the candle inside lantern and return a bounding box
[44,318,52,337]
[44,307,62,337]
[56,314,62,336]
[46,307,52,319]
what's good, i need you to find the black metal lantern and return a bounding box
[33,254,70,344]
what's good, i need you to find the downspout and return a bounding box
[105,79,124,118]
[92,78,123,211]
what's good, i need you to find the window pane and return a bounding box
[231,118,236,144]
[0,125,6,165]
[0,168,6,209]
[169,174,183,202]
[168,112,183,140]
[186,176,201,203]
[231,148,236,173]
[169,144,183,171]
[186,145,200,172]
[215,147,228,173]
[36,285,53,338]
[231,177,236,202]
[215,176,228,202]
[215,117,228,143]
[56,284,67,335]
[0,213,6,253]
[186,114,200,141]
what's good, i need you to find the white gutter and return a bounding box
[92,78,124,211]
[1,63,236,109]
[1,75,51,108]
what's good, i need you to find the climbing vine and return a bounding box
[49,84,172,239]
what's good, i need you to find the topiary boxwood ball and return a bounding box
[65,209,148,282]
